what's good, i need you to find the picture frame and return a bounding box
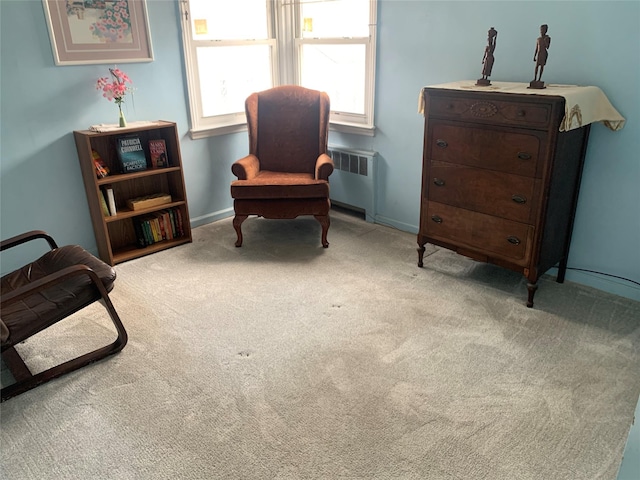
[42,0,154,66]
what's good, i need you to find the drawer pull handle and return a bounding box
[433,178,445,187]
[431,215,443,224]
[517,110,526,117]
[436,139,448,148]
[507,236,521,245]
[511,194,527,204]
[517,152,532,160]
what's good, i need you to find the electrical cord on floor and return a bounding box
[565,267,640,287]
[330,207,640,288]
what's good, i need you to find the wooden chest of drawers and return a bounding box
[418,86,591,307]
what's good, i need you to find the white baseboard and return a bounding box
[190,207,234,228]
[373,215,419,234]
[548,267,640,302]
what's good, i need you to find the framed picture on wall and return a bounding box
[42,0,154,66]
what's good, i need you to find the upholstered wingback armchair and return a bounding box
[230,85,334,247]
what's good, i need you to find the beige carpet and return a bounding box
[2,209,639,479]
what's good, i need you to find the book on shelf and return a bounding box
[105,186,117,216]
[133,220,147,248]
[92,149,109,178]
[149,217,161,242]
[168,209,178,237]
[164,211,174,240]
[99,189,110,216]
[134,216,152,246]
[166,209,177,239]
[153,211,167,240]
[138,217,153,246]
[115,134,148,173]
[142,219,154,245]
[127,193,172,211]
[174,208,185,237]
[132,208,183,248]
[152,211,171,240]
[148,139,168,168]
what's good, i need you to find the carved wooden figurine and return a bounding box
[477,27,497,86]
[530,24,550,89]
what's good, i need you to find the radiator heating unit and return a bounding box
[327,146,377,223]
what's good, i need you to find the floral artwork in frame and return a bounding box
[42,0,153,66]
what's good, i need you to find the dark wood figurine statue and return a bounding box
[477,27,497,86]
[530,24,550,89]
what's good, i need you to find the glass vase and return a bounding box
[118,105,127,127]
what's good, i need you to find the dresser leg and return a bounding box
[556,259,568,283]
[417,244,426,267]
[526,282,538,308]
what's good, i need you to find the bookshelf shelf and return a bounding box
[112,237,191,265]
[96,166,183,186]
[74,121,192,265]
[103,200,187,223]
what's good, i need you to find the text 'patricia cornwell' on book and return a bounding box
[116,135,148,173]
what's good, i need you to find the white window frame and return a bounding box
[179,0,377,139]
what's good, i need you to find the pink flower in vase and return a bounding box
[96,67,134,126]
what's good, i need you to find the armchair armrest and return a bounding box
[1,230,58,252]
[315,153,334,181]
[231,154,260,180]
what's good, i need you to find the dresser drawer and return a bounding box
[429,123,542,177]
[423,201,533,264]
[428,163,539,224]
[428,94,553,129]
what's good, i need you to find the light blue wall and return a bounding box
[1,0,639,301]
[617,392,640,480]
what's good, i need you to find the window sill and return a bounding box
[189,123,247,140]
[329,122,376,137]
[190,121,376,140]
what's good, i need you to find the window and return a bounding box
[180,0,377,139]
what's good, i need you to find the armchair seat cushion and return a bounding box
[1,245,116,348]
[231,171,329,200]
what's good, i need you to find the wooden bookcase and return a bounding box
[74,121,192,266]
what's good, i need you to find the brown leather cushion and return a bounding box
[1,245,116,348]
[231,171,329,200]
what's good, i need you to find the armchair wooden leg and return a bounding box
[233,215,248,247]
[314,215,330,248]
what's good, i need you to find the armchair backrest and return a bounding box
[245,85,330,174]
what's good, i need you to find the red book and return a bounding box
[149,139,168,168]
